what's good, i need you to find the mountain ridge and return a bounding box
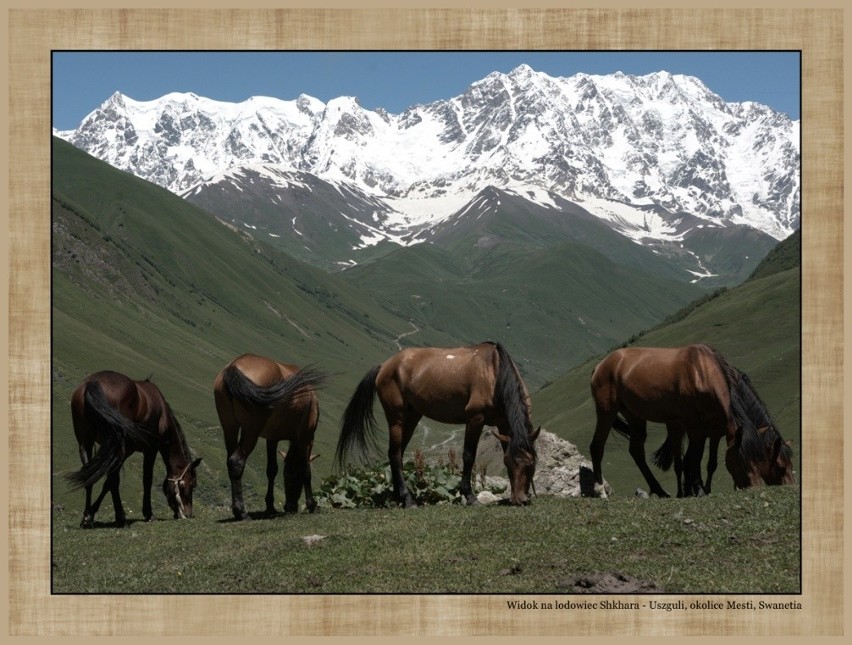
[56,65,799,254]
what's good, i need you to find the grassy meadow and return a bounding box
[52,488,800,594]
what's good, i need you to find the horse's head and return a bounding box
[726,426,795,489]
[163,457,202,519]
[764,431,795,486]
[494,426,541,505]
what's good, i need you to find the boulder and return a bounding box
[474,428,611,499]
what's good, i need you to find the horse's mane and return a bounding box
[164,401,192,461]
[490,341,535,463]
[707,346,781,464]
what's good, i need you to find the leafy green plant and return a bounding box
[317,449,501,508]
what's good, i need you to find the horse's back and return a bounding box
[592,345,729,421]
[383,343,496,389]
[378,343,499,421]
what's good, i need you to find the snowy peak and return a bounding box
[56,66,799,242]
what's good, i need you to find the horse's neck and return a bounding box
[160,420,190,473]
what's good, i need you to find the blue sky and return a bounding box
[53,51,800,131]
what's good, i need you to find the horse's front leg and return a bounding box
[459,417,485,506]
[142,449,156,521]
[683,436,707,497]
[666,423,685,498]
[704,435,722,494]
[264,439,279,515]
[589,408,614,498]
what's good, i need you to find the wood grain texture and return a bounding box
[5,5,843,636]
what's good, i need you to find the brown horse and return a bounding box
[67,370,202,528]
[589,344,794,498]
[213,353,326,520]
[335,341,540,507]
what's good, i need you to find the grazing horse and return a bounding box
[67,370,202,528]
[589,344,794,498]
[335,341,540,507]
[213,354,326,520]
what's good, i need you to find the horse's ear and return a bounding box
[191,458,202,469]
[530,426,542,442]
[771,435,785,458]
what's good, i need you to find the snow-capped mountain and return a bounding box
[55,64,800,252]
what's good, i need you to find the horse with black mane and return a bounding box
[589,344,794,498]
[335,341,540,507]
[213,353,326,520]
[67,370,202,528]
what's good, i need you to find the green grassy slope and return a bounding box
[532,236,801,497]
[51,137,422,514]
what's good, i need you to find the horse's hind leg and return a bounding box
[264,439,279,514]
[227,429,260,521]
[387,408,420,508]
[624,413,670,498]
[77,442,96,528]
[216,391,254,520]
[282,445,312,515]
[302,439,317,514]
[107,470,126,526]
[87,470,125,527]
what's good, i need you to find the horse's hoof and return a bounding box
[465,497,482,507]
[80,519,93,529]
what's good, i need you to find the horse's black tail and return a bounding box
[335,365,382,470]
[651,436,676,471]
[493,342,535,462]
[65,381,155,490]
[223,364,326,408]
[611,415,631,439]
